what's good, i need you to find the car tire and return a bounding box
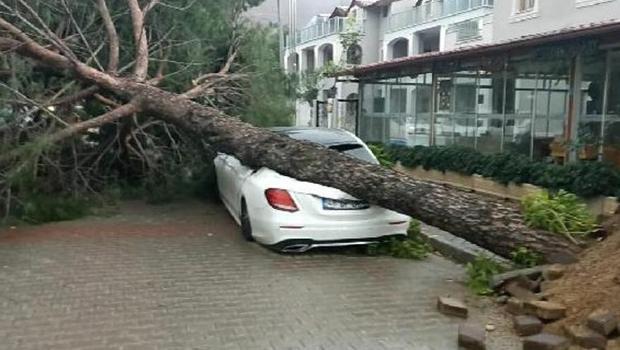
[240,199,254,242]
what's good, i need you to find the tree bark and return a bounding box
[0,16,581,263]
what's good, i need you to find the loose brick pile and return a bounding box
[493,264,620,350]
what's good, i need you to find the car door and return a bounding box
[225,156,255,216]
[214,154,235,209]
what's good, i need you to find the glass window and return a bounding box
[516,0,536,13]
[453,72,478,149]
[604,50,620,168]
[578,52,606,162]
[330,144,379,165]
[476,68,506,154]
[456,20,480,42]
[407,73,432,147]
[346,44,363,65]
[434,75,455,146]
[388,80,407,144]
[503,54,570,161]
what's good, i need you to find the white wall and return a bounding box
[382,7,494,58]
[494,0,620,41]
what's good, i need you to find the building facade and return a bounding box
[284,0,620,167]
[284,0,495,130]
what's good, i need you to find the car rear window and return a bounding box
[329,144,379,165]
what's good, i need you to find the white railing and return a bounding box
[285,17,350,48]
[387,0,494,33]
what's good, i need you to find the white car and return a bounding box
[214,127,411,253]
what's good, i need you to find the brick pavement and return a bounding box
[0,200,520,350]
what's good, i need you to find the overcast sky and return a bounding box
[246,0,350,27]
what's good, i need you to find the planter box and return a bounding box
[395,163,619,217]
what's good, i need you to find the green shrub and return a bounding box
[368,144,394,168]
[522,190,596,243]
[383,144,620,198]
[466,255,504,295]
[510,247,543,268]
[366,221,432,260]
[19,194,92,224]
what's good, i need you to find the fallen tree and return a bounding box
[0,0,580,262]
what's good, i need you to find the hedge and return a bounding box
[382,144,620,198]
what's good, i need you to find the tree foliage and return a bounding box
[0,0,293,221]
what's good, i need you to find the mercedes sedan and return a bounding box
[214,127,411,253]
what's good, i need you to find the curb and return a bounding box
[419,222,513,268]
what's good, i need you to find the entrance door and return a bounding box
[315,100,328,127]
[338,94,359,134]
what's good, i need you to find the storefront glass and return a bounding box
[476,69,505,154]
[604,50,620,167]
[355,44,616,168]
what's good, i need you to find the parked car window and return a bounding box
[329,144,379,165]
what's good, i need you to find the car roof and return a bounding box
[269,127,361,146]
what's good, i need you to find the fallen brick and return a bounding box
[437,297,468,318]
[504,281,540,301]
[564,324,607,349]
[522,333,570,350]
[586,309,618,336]
[458,323,486,350]
[506,297,525,315]
[524,301,567,321]
[608,339,620,350]
[513,315,543,336]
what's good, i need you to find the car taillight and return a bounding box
[265,189,298,212]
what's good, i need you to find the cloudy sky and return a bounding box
[246,0,350,27]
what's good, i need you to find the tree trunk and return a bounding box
[132,85,580,263]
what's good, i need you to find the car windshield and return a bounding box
[329,144,379,165]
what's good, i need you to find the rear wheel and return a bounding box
[240,200,254,241]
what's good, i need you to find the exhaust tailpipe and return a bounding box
[281,244,313,253]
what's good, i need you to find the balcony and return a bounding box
[286,17,348,48]
[387,0,494,33]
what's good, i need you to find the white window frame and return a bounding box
[511,0,539,22]
[454,20,482,43]
[575,0,616,8]
[515,0,537,13]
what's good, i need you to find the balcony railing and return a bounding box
[285,17,348,48]
[387,0,494,33]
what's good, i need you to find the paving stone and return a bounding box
[513,315,543,336]
[543,265,567,281]
[437,296,468,318]
[458,323,486,350]
[586,308,618,336]
[524,301,567,321]
[0,201,523,350]
[522,333,570,350]
[506,297,525,315]
[564,324,607,349]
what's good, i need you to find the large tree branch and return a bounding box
[143,0,161,15]
[126,0,149,80]
[0,102,139,164]
[96,0,120,73]
[182,48,240,99]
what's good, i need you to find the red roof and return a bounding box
[343,19,620,78]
